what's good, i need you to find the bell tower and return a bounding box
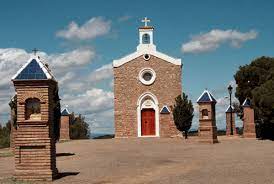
[137,17,156,51]
[11,53,59,181]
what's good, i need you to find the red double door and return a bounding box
[141,109,156,136]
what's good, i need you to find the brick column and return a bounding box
[197,90,218,144]
[12,56,59,181]
[59,115,70,141]
[13,82,59,181]
[243,107,256,138]
[226,111,237,136]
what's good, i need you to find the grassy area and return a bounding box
[58,139,71,143]
[0,150,13,158]
[0,177,32,184]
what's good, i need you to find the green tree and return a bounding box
[173,93,194,139]
[53,86,61,141]
[70,114,90,139]
[0,121,11,148]
[234,56,274,139]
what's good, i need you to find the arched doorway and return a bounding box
[137,92,159,137]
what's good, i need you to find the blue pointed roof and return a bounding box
[197,90,217,103]
[242,98,251,107]
[225,105,234,113]
[160,105,170,114]
[61,108,70,116]
[12,56,55,81]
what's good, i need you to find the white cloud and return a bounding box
[56,17,111,40]
[0,48,29,88]
[62,88,113,115]
[0,48,98,124]
[0,48,95,88]
[182,29,258,53]
[59,72,76,85]
[118,15,132,22]
[89,63,113,82]
[49,48,95,69]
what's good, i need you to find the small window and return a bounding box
[143,54,150,61]
[202,109,209,119]
[142,34,150,44]
[25,98,41,120]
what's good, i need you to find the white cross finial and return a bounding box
[142,17,150,27]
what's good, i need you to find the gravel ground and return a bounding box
[1,136,274,184]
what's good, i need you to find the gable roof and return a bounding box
[242,98,251,107]
[12,56,55,81]
[225,105,234,113]
[197,90,217,103]
[61,108,70,116]
[113,46,181,67]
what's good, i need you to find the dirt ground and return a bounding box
[1,136,274,184]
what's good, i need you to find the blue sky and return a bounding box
[0,0,273,134]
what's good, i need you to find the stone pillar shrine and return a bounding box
[225,105,237,136]
[59,108,71,141]
[242,98,256,138]
[197,90,218,143]
[11,55,59,181]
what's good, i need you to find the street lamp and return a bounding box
[227,84,233,135]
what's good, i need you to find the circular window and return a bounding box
[143,72,152,81]
[139,68,156,85]
[143,54,150,61]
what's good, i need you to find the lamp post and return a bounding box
[228,84,233,135]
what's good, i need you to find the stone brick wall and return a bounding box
[243,107,256,138]
[226,112,237,136]
[13,80,58,181]
[114,55,181,137]
[198,103,218,143]
[60,116,70,141]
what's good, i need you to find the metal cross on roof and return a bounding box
[32,48,39,56]
[142,17,150,27]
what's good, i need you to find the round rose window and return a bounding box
[139,68,156,85]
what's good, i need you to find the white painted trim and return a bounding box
[137,92,160,137]
[113,48,181,67]
[61,108,70,114]
[160,105,171,113]
[242,98,247,106]
[12,56,55,80]
[196,89,216,103]
[225,105,234,112]
[242,98,251,107]
[138,68,156,85]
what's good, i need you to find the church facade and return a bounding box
[113,18,182,138]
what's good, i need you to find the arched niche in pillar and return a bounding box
[201,109,209,119]
[25,98,41,120]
